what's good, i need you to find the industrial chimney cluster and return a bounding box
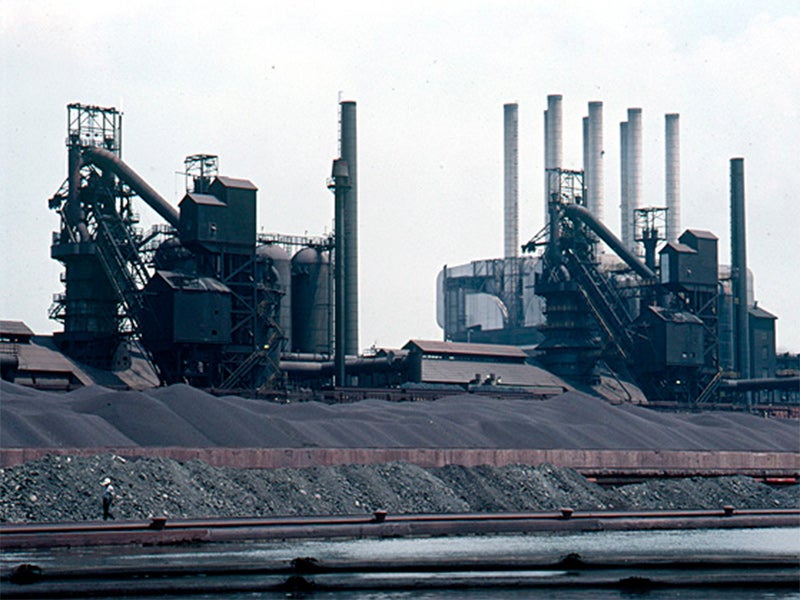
[438,93,785,406]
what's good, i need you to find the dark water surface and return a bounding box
[2,527,798,599]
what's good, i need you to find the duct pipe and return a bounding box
[730,157,749,378]
[665,114,680,243]
[83,146,180,228]
[563,203,655,281]
[340,101,359,356]
[619,121,629,251]
[66,143,90,241]
[544,95,563,227]
[503,103,519,258]
[626,108,643,254]
[587,101,604,224]
[330,158,350,386]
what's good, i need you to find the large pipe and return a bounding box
[340,101,359,356]
[665,114,680,243]
[544,94,563,226]
[66,143,90,241]
[503,103,519,258]
[626,108,643,253]
[587,101,604,223]
[730,157,749,378]
[83,146,180,228]
[564,203,655,281]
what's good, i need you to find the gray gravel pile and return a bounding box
[2,381,798,451]
[1,454,797,523]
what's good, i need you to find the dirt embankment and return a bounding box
[1,454,797,523]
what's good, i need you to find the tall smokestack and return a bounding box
[619,120,629,249]
[586,101,604,224]
[340,101,358,356]
[665,113,680,243]
[544,94,563,226]
[583,115,589,201]
[330,158,350,386]
[625,108,643,253]
[730,157,749,378]
[504,103,519,258]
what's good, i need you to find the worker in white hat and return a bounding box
[101,477,116,520]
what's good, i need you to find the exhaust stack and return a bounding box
[665,113,680,243]
[504,103,519,258]
[340,101,359,356]
[585,101,604,224]
[544,94,563,226]
[730,157,749,378]
[621,108,642,253]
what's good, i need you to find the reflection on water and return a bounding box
[2,528,798,599]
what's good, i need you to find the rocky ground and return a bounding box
[1,453,797,523]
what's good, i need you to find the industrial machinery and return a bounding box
[47,103,347,393]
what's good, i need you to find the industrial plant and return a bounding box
[0,96,797,413]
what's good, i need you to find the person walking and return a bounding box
[101,477,116,520]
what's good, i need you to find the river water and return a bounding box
[3,527,799,598]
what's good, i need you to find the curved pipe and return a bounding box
[83,146,180,228]
[563,203,655,280]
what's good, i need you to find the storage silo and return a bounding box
[256,244,292,351]
[291,247,331,354]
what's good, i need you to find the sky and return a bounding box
[2,0,799,353]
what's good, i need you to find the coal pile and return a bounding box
[2,381,798,452]
[1,453,797,523]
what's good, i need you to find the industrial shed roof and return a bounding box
[749,305,777,320]
[681,229,718,240]
[660,242,697,254]
[403,340,527,361]
[419,359,568,389]
[180,193,225,207]
[0,321,34,341]
[215,176,258,190]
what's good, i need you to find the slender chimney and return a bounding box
[503,103,519,258]
[587,101,604,223]
[625,108,643,253]
[619,120,629,249]
[544,94,563,226]
[340,101,358,356]
[582,115,589,200]
[730,157,749,378]
[665,113,680,243]
[330,158,350,386]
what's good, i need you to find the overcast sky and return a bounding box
[2,1,798,353]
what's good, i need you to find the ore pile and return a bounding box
[1,381,798,451]
[1,454,797,523]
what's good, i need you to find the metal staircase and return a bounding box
[563,249,636,361]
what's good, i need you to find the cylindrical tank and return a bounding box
[256,244,292,351]
[291,247,331,355]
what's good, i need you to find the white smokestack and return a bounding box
[587,101,604,223]
[544,94,563,226]
[625,107,643,253]
[582,115,589,202]
[665,113,680,243]
[504,103,519,258]
[620,120,629,249]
